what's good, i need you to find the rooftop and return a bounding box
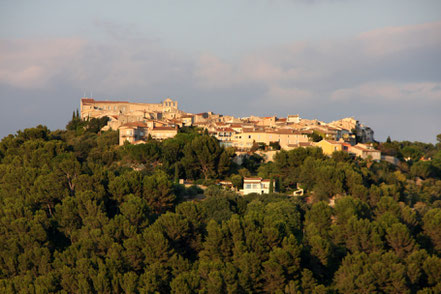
[81,98,129,104]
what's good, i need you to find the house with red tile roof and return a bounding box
[348,144,381,161]
[119,122,149,145]
[314,139,345,155]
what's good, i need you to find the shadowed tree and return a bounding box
[405,249,428,288]
[181,135,231,180]
[143,170,176,214]
[55,153,81,195]
[335,251,409,294]
[342,217,383,254]
[422,208,441,252]
[422,255,441,287]
[305,201,332,238]
[386,223,417,258]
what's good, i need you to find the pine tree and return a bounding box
[386,223,416,258]
[174,164,180,184]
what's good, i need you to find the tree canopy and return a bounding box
[0,118,440,293]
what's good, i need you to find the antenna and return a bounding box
[90,91,93,98]
[83,91,86,98]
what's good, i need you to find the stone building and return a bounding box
[79,97,181,145]
[80,97,180,121]
[118,123,178,145]
[119,122,149,145]
[231,129,309,150]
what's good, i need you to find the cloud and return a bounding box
[3,20,440,100]
[193,52,314,105]
[331,82,441,102]
[358,21,441,57]
[194,54,235,88]
[265,85,313,103]
[0,38,86,88]
[0,38,198,99]
[93,19,142,41]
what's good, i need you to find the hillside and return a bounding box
[0,118,441,293]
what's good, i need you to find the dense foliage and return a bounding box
[0,120,440,293]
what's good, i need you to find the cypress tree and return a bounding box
[269,176,274,193]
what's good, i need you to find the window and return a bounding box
[248,135,251,139]
[252,184,258,189]
[246,184,251,189]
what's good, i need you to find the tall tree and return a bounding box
[143,170,176,214]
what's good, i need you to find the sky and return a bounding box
[1,0,441,142]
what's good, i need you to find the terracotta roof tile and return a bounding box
[81,98,95,103]
[244,177,262,181]
[152,127,177,131]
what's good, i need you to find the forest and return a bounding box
[0,115,441,293]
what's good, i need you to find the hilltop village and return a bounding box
[0,98,439,293]
[80,97,380,161]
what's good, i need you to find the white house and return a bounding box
[287,114,301,123]
[242,177,273,195]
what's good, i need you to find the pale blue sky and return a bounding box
[1,0,441,142]
[2,0,441,57]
